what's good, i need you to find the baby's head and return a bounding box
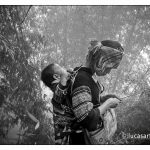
[41,63,65,91]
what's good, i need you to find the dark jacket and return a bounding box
[70,67,103,144]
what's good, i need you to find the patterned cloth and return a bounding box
[72,86,93,122]
[96,46,123,73]
[71,67,103,132]
[89,40,124,75]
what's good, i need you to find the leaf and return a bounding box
[35,121,40,130]
[26,110,39,123]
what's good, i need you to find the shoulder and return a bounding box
[75,69,91,84]
[72,70,92,93]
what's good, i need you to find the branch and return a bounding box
[21,6,32,25]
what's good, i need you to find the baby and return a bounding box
[41,63,71,92]
[41,63,73,113]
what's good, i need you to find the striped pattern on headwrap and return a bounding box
[89,40,124,73]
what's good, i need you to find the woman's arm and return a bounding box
[100,94,121,103]
[98,98,121,116]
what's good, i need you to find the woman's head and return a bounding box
[86,40,124,76]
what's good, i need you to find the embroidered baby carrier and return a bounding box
[52,66,82,144]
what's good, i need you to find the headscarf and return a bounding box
[88,40,124,75]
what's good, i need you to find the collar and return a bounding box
[92,73,98,83]
[79,67,93,76]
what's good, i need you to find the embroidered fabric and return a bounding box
[72,86,93,122]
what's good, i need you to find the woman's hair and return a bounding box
[41,63,56,89]
[101,40,124,52]
[86,39,124,71]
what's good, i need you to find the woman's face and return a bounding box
[95,66,112,76]
[94,59,118,76]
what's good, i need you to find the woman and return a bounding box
[70,40,124,144]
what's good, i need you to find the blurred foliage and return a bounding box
[0,6,54,144]
[0,5,150,144]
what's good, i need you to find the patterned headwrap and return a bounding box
[88,40,124,75]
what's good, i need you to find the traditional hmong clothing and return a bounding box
[51,40,124,144]
[70,67,104,144]
[88,40,124,75]
[70,40,124,144]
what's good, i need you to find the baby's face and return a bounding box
[51,64,67,84]
[51,74,60,84]
[53,64,66,75]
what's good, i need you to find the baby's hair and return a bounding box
[41,63,56,89]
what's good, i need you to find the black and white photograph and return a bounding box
[0,4,150,146]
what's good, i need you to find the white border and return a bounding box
[0,2,150,149]
[1,145,150,150]
[1,0,150,5]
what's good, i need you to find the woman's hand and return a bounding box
[100,94,122,103]
[98,98,121,116]
[106,98,121,108]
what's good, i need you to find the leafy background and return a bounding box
[0,6,150,144]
